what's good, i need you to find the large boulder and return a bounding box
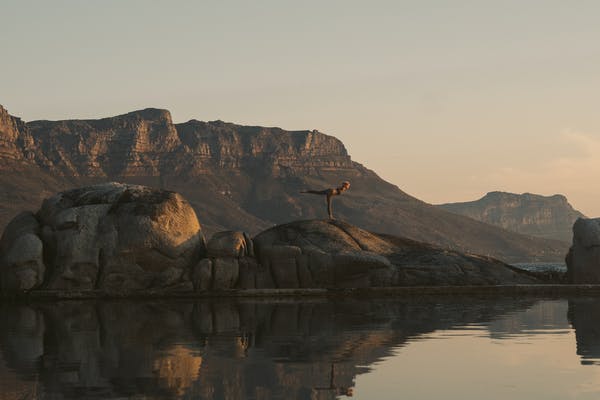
[566,218,600,283]
[253,219,539,288]
[253,220,397,288]
[0,182,206,293]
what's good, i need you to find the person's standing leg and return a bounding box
[327,194,333,219]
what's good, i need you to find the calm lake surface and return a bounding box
[1,296,599,399]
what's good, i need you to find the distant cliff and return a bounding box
[0,105,568,262]
[439,191,585,243]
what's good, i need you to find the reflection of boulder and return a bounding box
[152,345,202,396]
[0,183,206,293]
[568,298,600,365]
[567,218,600,283]
[0,298,539,399]
[0,304,45,373]
[35,302,200,398]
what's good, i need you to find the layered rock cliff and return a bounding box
[439,191,585,243]
[0,105,35,165]
[0,105,569,262]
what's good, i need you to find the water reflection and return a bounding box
[569,299,600,365]
[0,297,598,399]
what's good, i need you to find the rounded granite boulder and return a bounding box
[0,182,206,293]
[252,219,539,288]
[253,219,397,288]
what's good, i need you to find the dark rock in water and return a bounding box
[566,218,600,283]
[0,183,206,293]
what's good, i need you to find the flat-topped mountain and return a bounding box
[439,191,585,243]
[0,105,568,262]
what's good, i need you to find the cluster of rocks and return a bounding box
[0,183,544,295]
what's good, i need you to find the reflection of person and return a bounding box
[301,181,350,219]
[312,363,355,397]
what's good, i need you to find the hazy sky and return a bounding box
[3,1,600,215]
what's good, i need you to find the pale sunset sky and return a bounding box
[2,1,600,215]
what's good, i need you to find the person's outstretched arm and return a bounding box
[301,189,328,195]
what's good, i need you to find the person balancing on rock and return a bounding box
[301,181,350,219]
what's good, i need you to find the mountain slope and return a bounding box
[0,105,568,262]
[439,191,585,243]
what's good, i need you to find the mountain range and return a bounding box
[0,105,568,262]
[439,192,585,243]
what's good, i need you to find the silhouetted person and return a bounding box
[301,181,350,219]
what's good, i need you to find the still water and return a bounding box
[0,296,599,399]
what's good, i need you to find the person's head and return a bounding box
[340,181,350,191]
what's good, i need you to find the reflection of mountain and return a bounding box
[0,299,539,400]
[568,299,600,365]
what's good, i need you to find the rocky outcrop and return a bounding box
[439,191,585,243]
[254,220,396,288]
[566,218,600,283]
[0,183,205,293]
[0,184,543,294]
[0,105,568,262]
[254,220,539,287]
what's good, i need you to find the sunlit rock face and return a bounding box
[0,182,205,293]
[566,218,600,283]
[0,105,34,165]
